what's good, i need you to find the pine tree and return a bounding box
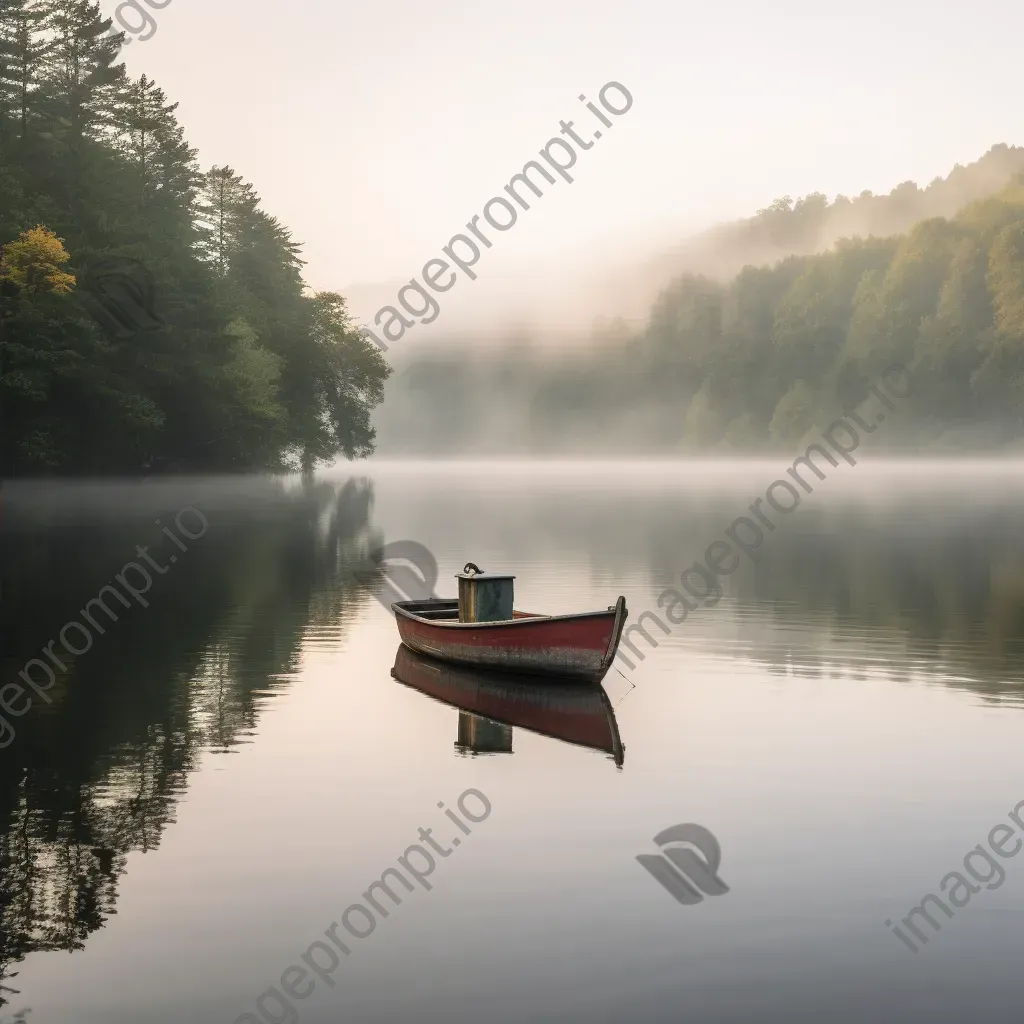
[110,73,195,206]
[195,165,261,276]
[0,0,52,150]
[0,5,390,475]
[40,0,124,150]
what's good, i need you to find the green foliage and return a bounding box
[663,177,1024,442]
[0,224,74,293]
[769,380,818,442]
[285,292,391,470]
[682,382,726,446]
[722,411,759,448]
[0,0,388,476]
[375,152,1024,454]
[988,221,1024,340]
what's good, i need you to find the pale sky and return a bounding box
[105,0,1024,329]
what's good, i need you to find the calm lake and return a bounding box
[3,460,1024,1023]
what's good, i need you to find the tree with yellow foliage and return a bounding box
[0,226,77,296]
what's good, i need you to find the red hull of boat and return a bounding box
[393,596,628,681]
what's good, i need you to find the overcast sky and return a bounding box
[104,0,1024,327]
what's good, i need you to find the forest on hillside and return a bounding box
[6,3,1024,472]
[377,146,1024,454]
[0,0,389,477]
[646,143,1024,285]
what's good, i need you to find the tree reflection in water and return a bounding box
[0,476,380,1011]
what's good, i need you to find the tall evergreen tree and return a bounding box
[40,0,122,148]
[0,1,390,476]
[0,0,51,150]
[195,165,261,277]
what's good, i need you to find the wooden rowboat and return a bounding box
[392,593,628,681]
[391,645,625,764]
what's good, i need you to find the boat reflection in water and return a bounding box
[391,644,625,766]
[456,714,514,755]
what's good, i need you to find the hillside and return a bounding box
[375,147,1024,454]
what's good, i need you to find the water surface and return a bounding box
[3,460,1024,1023]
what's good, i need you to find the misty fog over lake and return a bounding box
[4,464,1024,1023]
[5,1,1024,1021]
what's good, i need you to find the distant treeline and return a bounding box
[644,142,1024,284]
[0,0,389,477]
[377,145,1024,453]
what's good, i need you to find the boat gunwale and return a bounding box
[392,598,620,631]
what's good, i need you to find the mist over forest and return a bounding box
[4,0,1024,474]
[373,144,1024,456]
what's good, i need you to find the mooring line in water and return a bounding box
[613,668,636,706]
